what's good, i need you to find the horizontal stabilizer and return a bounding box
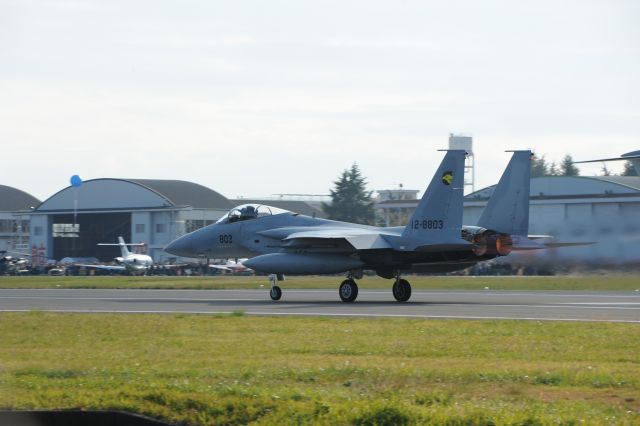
[539,242,596,248]
[510,235,595,251]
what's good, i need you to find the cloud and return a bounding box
[2,0,639,200]
[0,78,475,199]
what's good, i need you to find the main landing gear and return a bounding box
[265,271,411,303]
[339,279,358,303]
[392,275,412,302]
[338,269,362,303]
[337,271,411,303]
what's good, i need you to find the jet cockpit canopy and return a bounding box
[216,204,291,224]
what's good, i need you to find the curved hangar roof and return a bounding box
[0,185,41,212]
[467,176,640,200]
[36,179,234,212]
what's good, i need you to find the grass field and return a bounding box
[0,312,639,425]
[1,274,639,291]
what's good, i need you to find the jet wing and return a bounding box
[280,228,393,251]
[78,264,126,271]
[209,265,232,271]
[266,227,473,252]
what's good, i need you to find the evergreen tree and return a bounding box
[560,154,580,176]
[548,162,560,176]
[622,161,638,176]
[322,163,375,225]
[530,155,549,178]
[601,164,611,176]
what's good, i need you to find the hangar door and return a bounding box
[52,213,131,261]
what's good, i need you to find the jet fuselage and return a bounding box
[166,212,484,276]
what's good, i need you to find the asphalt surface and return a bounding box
[1,288,639,322]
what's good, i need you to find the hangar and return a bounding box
[29,179,234,264]
[0,185,40,255]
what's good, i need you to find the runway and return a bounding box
[1,288,639,322]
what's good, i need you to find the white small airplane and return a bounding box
[81,237,153,275]
[208,258,250,273]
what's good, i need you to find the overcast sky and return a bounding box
[2,0,639,202]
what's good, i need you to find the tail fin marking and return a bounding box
[401,150,466,242]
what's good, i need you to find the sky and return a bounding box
[1,0,639,202]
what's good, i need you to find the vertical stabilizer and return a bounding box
[477,151,531,236]
[402,150,466,242]
[118,236,131,258]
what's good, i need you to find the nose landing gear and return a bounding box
[268,274,284,301]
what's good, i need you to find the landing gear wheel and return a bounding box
[339,279,358,303]
[392,279,411,302]
[270,285,282,301]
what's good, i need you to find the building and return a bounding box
[448,133,475,193]
[29,179,234,264]
[375,188,419,227]
[375,176,640,265]
[0,185,40,255]
[20,179,331,265]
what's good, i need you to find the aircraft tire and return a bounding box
[270,285,282,301]
[339,279,358,303]
[392,279,411,302]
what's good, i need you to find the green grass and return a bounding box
[0,312,639,425]
[1,274,640,291]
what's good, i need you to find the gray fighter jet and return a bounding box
[574,150,640,175]
[166,150,557,302]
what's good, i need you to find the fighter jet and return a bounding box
[574,150,640,175]
[166,150,558,302]
[80,237,153,275]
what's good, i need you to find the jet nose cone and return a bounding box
[165,234,193,257]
